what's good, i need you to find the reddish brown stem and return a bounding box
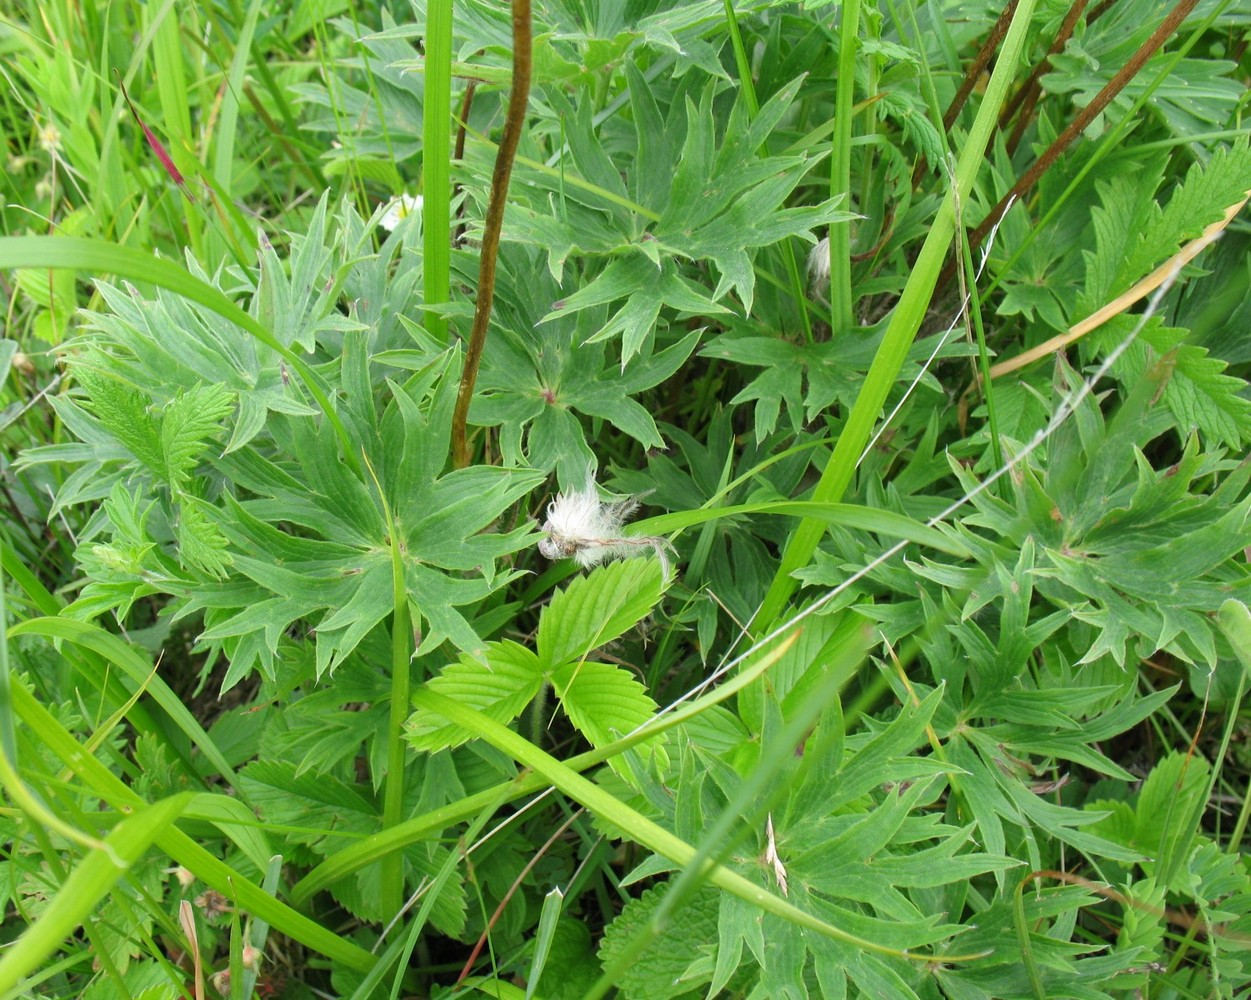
[451,1,532,469]
[1000,0,1091,155]
[456,809,580,982]
[944,1,1020,131]
[454,80,477,164]
[453,78,478,245]
[911,2,1018,187]
[945,0,1201,285]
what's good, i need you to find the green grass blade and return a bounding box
[212,0,263,198]
[238,855,285,999]
[527,887,564,1000]
[636,499,971,558]
[755,0,1041,632]
[10,616,244,795]
[423,0,453,343]
[957,201,1004,471]
[0,550,17,768]
[291,632,799,903]
[9,677,378,972]
[146,0,204,255]
[828,0,861,335]
[0,541,63,616]
[410,685,958,961]
[184,793,276,873]
[587,622,867,998]
[0,792,194,993]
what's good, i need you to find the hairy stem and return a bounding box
[451,0,532,468]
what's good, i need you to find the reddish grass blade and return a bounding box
[117,72,195,202]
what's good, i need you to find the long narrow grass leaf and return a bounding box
[755,0,1040,631]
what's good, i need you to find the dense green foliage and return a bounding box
[1,1,1250,997]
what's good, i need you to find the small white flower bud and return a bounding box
[378,193,423,232]
[807,236,831,292]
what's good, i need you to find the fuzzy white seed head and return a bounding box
[539,478,672,578]
[539,485,633,565]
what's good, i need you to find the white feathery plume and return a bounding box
[538,474,673,578]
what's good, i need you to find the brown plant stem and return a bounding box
[944,1,1020,132]
[956,0,1201,267]
[452,79,478,245]
[455,808,581,983]
[911,2,1018,187]
[451,0,532,469]
[1000,0,1091,155]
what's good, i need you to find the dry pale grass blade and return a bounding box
[988,190,1251,381]
[179,899,205,1000]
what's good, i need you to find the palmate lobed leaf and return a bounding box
[943,372,1251,669]
[36,203,552,688]
[788,784,1019,909]
[11,3,1250,993]
[550,256,728,362]
[255,193,369,352]
[78,272,319,450]
[508,74,844,361]
[471,249,704,480]
[202,367,541,676]
[588,684,1002,997]
[194,474,539,680]
[703,320,976,439]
